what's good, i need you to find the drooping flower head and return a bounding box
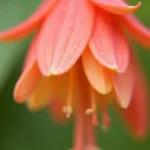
[0,0,149,149]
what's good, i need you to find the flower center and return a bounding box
[61,61,111,149]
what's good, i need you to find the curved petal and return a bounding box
[89,0,141,15]
[114,60,135,109]
[27,71,71,111]
[14,35,42,103]
[114,23,130,73]
[82,49,113,95]
[27,76,58,111]
[120,14,150,48]
[89,12,117,70]
[121,72,148,137]
[0,0,57,41]
[89,12,129,73]
[37,0,95,76]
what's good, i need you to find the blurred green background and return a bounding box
[0,0,150,149]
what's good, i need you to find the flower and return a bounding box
[0,0,149,149]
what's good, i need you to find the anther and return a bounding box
[63,105,73,118]
[86,108,94,115]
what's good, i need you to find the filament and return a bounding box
[86,87,96,115]
[100,100,111,131]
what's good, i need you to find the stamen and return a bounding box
[92,111,99,126]
[86,87,99,126]
[100,100,111,131]
[63,69,74,118]
[101,113,111,132]
[63,105,72,118]
[86,87,96,115]
[85,107,100,149]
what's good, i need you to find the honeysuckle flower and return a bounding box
[0,0,149,149]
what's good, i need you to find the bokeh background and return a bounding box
[0,0,150,149]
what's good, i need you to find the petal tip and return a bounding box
[126,2,141,14]
[13,90,25,104]
[101,87,113,95]
[13,82,26,104]
[116,64,128,73]
[111,66,127,73]
[49,67,67,76]
[111,66,118,72]
[118,100,130,109]
[90,0,141,15]
[132,2,141,11]
[122,102,129,109]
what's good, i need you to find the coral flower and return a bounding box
[0,0,150,149]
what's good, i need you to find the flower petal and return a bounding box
[121,72,148,137]
[27,73,69,111]
[14,62,42,103]
[114,23,130,73]
[89,12,129,73]
[89,0,141,15]
[27,76,57,111]
[0,0,57,41]
[14,35,42,103]
[114,60,135,109]
[37,0,95,76]
[120,14,150,48]
[82,49,113,95]
[89,12,117,70]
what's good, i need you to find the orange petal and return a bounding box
[14,62,41,103]
[120,14,150,48]
[14,35,42,103]
[89,12,129,73]
[122,71,148,137]
[27,73,69,111]
[27,76,57,111]
[114,60,135,109]
[82,49,113,95]
[37,0,95,76]
[0,0,57,41]
[89,0,141,15]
